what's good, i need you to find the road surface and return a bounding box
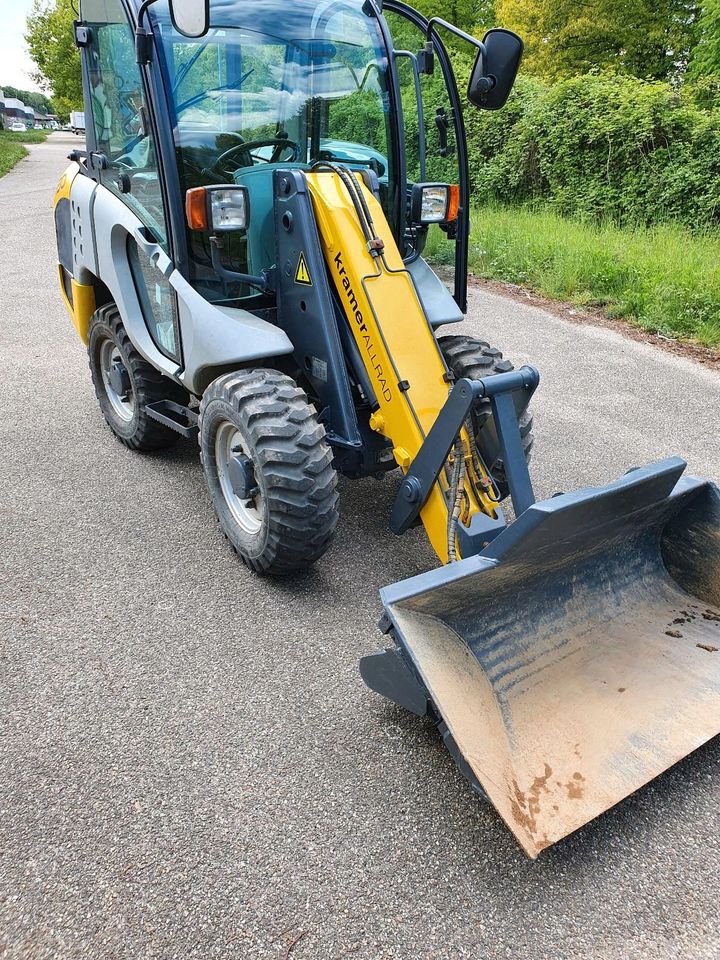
[2,134,720,959]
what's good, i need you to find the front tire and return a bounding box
[88,304,187,450]
[199,369,339,574]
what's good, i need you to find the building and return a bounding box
[0,90,57,130]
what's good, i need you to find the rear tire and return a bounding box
[199,369,339,574]
[438,334,534,501]
[88,304,187,450]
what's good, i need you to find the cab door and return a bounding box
[383,2,471,313]
[80,0,181,362]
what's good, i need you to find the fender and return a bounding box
[59,171,293,393]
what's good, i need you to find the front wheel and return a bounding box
[199,369,339,574]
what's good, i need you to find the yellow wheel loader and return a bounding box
[54,0,720,856]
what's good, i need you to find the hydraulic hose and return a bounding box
[311,161,384,256]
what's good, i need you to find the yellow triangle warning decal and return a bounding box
[295,252,312,286]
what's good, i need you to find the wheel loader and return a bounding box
[54,0,720,857]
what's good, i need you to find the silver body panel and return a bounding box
[68,174,294,393]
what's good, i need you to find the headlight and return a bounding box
[410,183,459,225]
[185,185,250,233]
[210,187,249,232]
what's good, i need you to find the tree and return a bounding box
[495,0,698,81]
[412,0,495,30]
[689,0,720,77]
[25,0,82,118]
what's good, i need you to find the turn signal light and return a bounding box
[447,184,460,223]
[185,187,208,230]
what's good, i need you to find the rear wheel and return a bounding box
[438,334,534,501]
[199,369,339,574]
[88,304,187,450]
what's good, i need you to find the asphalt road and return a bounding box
[2,133,720,960]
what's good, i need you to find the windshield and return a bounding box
[151,0,397,303]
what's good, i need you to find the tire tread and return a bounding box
[199,369,339,574]
[88,304,187,451]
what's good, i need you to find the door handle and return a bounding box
[435,107,453,158]
[133,224,160,255]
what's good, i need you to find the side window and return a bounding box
[84,0,168,249]
[128,237,179,359]
[320,9,390,169]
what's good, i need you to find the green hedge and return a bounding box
[464,74,720,228]
[424,202,720,345]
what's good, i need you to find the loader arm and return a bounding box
[305,168,498,563]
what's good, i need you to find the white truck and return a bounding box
[70,111,85,135]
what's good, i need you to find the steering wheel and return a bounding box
[211,136,301,179]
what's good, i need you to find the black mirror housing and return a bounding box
[468,29,523,110]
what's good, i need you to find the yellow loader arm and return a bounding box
[309,171,720,858]
[306,169,497,563]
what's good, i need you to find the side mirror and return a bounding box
[168,0,209,38]
[468,29,523,110]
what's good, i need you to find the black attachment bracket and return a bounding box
[145,400,199,438]
[359,647,429,717]
[135,29,154,64]
[209,235,272,293]
[417,41,434,75]
[389,367,540,537]
[73,21,91,47]
[134,0,159,63]
[435,107,452,158]
[89,152,108,171]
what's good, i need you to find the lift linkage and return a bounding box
[389,367,540,548]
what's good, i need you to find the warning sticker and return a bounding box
[295,252,312,286]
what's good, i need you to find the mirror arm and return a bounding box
[394,51,426,181]
[426,17,486,54]
[425,17,493,91]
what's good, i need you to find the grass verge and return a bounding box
[0,129,48,179]
[428,205,720,348]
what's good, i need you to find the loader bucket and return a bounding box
[376,458,720,857]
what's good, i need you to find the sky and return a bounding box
[1,0,43,93]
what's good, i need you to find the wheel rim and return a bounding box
[215,421,263,535]
[99,338,135,422]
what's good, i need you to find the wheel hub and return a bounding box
[108,361,131,399]
[215,422,264,535]
[99,338,135,422]
[228,452,258,501]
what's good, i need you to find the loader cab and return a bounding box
[145,0,402,309]
[77,0,511,322]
